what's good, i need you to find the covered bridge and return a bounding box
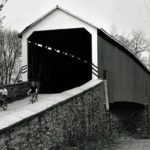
[19,5,150,105]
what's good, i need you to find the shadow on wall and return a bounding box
[110,102,145,111]
[109,102,149,138]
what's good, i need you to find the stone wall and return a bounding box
[0,80,112,150]
[1,82,30,103]
[0,79,150,150]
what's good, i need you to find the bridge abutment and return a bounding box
[0,80,150,149]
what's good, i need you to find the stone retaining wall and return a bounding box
[0,80,111,150]
[1,82,30,103]
[0,79,150,150]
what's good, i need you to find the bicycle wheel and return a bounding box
[32,98,34,103]
[2,100,7,110]
[35,96,38,102]
[29,98,33,104]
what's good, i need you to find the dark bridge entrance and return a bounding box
[28,28,92,93]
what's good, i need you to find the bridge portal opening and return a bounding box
[27,28,92,93]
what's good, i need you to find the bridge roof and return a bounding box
[18,5,100,37]
[19,5,149,73]
[98,29,150,73]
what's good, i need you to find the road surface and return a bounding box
[103,139,150,150]
[0,94,57,118]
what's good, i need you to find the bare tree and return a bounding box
[0,0,8,85]
[129,31,150,57]
[110,26,150,69]
[110,27,150,57]
[0,0,7,26]
[0,0,7,10]
[0,28,21,85]
[110,26,131,49]
[0,0,7,62]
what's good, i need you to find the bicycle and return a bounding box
[28,92,38,104]
[0,95,7,110]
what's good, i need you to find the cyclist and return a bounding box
[1,87,8,99]
[0,87,2,95]
[0,87,8,110]
[27,81,38,103]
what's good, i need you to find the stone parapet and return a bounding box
[1,82,30,103]
[0,80,110,149]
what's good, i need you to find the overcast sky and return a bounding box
[2,0,150,40]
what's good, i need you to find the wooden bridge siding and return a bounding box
[98,35,150,104]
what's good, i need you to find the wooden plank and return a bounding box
[98,35,150,105]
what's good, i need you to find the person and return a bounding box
[0,87,8,110]
[1,87,8,99]
[0,87,2,98]
[27,81,38,102]
[0,87,2,94]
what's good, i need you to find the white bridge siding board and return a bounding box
[21,9,98,81]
